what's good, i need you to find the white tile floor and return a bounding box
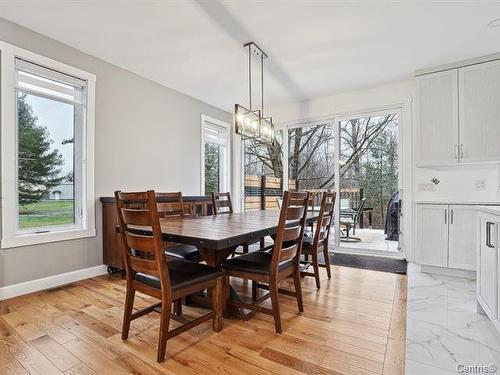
[406,264,500,374]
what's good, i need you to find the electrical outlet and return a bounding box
[418,183,437,192]
[475,179,487,191]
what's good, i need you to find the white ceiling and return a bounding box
[1,1,500,112]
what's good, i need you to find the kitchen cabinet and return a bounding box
[476,209,500,331]
[415,58,500,166]
[415,70,458,166]
[416,204,479,271]
[448,205,478,270]
[459,60,500,163]
[416,204,449,267]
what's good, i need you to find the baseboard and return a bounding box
[0,264,108,300]
[420,264,476,279]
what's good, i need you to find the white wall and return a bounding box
[270,77,500,262]
[269,80,414,259]
[0,18,230,288]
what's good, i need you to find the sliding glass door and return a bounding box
[238,109,403,256]
[337,112,402,254]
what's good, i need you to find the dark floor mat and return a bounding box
[330,252,407,274]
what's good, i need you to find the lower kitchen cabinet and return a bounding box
[416,203,481,271]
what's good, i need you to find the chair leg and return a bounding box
[312,251,321,289]
[252,281,258,302]
[260,238,265,248]
[243,243,249,254]
[269,279,282,333]
[304,253,309,262]
[121,286,135,340]
[173,299,182,316]
[323,246,332,279]
[157,298,172,363]
[212,278,223,332]
[293,269,304,313]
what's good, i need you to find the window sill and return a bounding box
[1,227,96,249]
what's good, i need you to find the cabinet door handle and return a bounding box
[450,208,454,224]
[454,144,458,159]
[444,208,447,224]
[460,144,464,159]
[486,222,495,248]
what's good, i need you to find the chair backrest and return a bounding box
[115,190,171,294]
[354,198,367,220]
[313,192,337,247]
[211,192,233,215]
[155,192,187,218]
[271,191,310,273]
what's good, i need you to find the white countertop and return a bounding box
[476,205,500,216]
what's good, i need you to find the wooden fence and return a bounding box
[244,175,296,211]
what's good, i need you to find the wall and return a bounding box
[269,80,415,260]
[0,18,230,288]
[270,77,500,261]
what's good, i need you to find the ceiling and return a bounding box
[1,1,500,112]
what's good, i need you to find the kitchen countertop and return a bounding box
[476,205,500,216]
[415,200,500,205]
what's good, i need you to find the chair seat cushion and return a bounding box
[165,244,202,262]
[222,251,293,275]
[340,218,354,225]
[134,260,221,291]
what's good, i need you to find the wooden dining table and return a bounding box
[154,209,319,319]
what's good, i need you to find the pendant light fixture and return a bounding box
[234,42,275,144]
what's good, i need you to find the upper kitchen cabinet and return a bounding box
[459,60,500,163]
[415,69,459,166]
[415,57,500,166]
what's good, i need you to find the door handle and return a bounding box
[444,208,447,224]
[454,144,458,159]
[486,222,495,248]
[460,144,464,159]
[450,208,454,224]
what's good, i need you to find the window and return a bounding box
[201,115,230,195]
[243,130,284,211]
[1,42,96,248]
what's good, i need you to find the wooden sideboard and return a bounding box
[100,196,214,273]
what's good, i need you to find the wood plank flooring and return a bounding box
[0,266,407,375]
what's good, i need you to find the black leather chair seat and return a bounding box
[165,244,202,262]
[222,251,293,275]
[134,260,221,291]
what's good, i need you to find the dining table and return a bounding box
[154,209,320,319]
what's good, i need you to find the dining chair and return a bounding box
[221,191,309,333]
[156,192,202,262]
[212,191,265,256]
[300,191,336,289]
[115,190,223,362]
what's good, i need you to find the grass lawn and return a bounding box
[19,200,74,229]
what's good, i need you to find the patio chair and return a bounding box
[340,198,366,242]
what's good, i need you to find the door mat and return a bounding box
[330,252,407,274]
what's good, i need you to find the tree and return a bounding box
[18,94,64,204]
[204,143,219,194]
[359,125,399,228]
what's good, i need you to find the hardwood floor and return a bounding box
[0,266,407,375]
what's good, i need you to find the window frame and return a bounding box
[0,42,96,248]
[200,114,230,195]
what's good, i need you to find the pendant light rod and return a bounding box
[261,52,264,117]
[248,43,252,110]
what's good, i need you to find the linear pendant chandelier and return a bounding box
[234,42,275,144]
